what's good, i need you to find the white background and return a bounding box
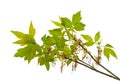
[0,0,120,82]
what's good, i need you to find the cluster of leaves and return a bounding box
[11,22,37,63]
[11,11,117,71]
[81,32,117,61]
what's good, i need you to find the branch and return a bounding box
[65,57,120,81]
[78,43,120,81]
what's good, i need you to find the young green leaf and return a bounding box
[38,57,42,65]
[14,47,27,58]
[49,29,63,38]
[11,31,26,39]
[29,21,36,37]
[36,44,42,55]
[104,48,110,60]
[74,22,85,31]
[104,48,117,60]
[25,35,36,44]
[41,34,47,42]
[38,56,46,66]
[56,37,65,50]
[45,62,50,71]
[25,44,36,63]
[51,20,62,26]
[67,60,72,66]
[94,32,100,42]
[109,48,117,59]
[44,36,56,45]
[47,56,55,62]
[14,44,36,63]
[83,41,94,46]
[105,44,113,48]
[72,11,81,24]
[61,17,72,28]
[81,34,93,42]
[63,46,71,57]
[13,39,27,46]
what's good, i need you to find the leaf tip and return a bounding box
[29,21,36,37]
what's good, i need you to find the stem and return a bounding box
[78,43,120,80]
[66,57,120,81]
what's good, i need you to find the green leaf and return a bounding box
[83,41,94,46]
[45,62,50,71]
[29,21,36,37]
[44,36,56,45]
[74,22,85,31]
[63,46,71,57]
[81,34,93,42]
[38,56,45,66]
[34,44,42,54]
[72,11,85,31]
[51,20,62,26]
[11,31,26,39]
[104,48,110,60]
[56,37,65,50]
[12,31,35,46]
[110,48,117,59]
[105,44,113,48]
[25,35,36,44]
[14,47,27,58]
[41,34,47,42]
[49,29,63,38]
[13,39,27,46]
[72,11,81,24]
[14,44,36,63]
[47,57,54,62]
[61,17,72,28]
[67,60,72,66]
[94,32,100,42]
[104,48,117,60]
[24,44,36,63]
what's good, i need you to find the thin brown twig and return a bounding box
[78,43,120,80]
[65,57,120,81]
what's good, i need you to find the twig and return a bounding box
[65,57,120,81]
[78,43,120,80]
